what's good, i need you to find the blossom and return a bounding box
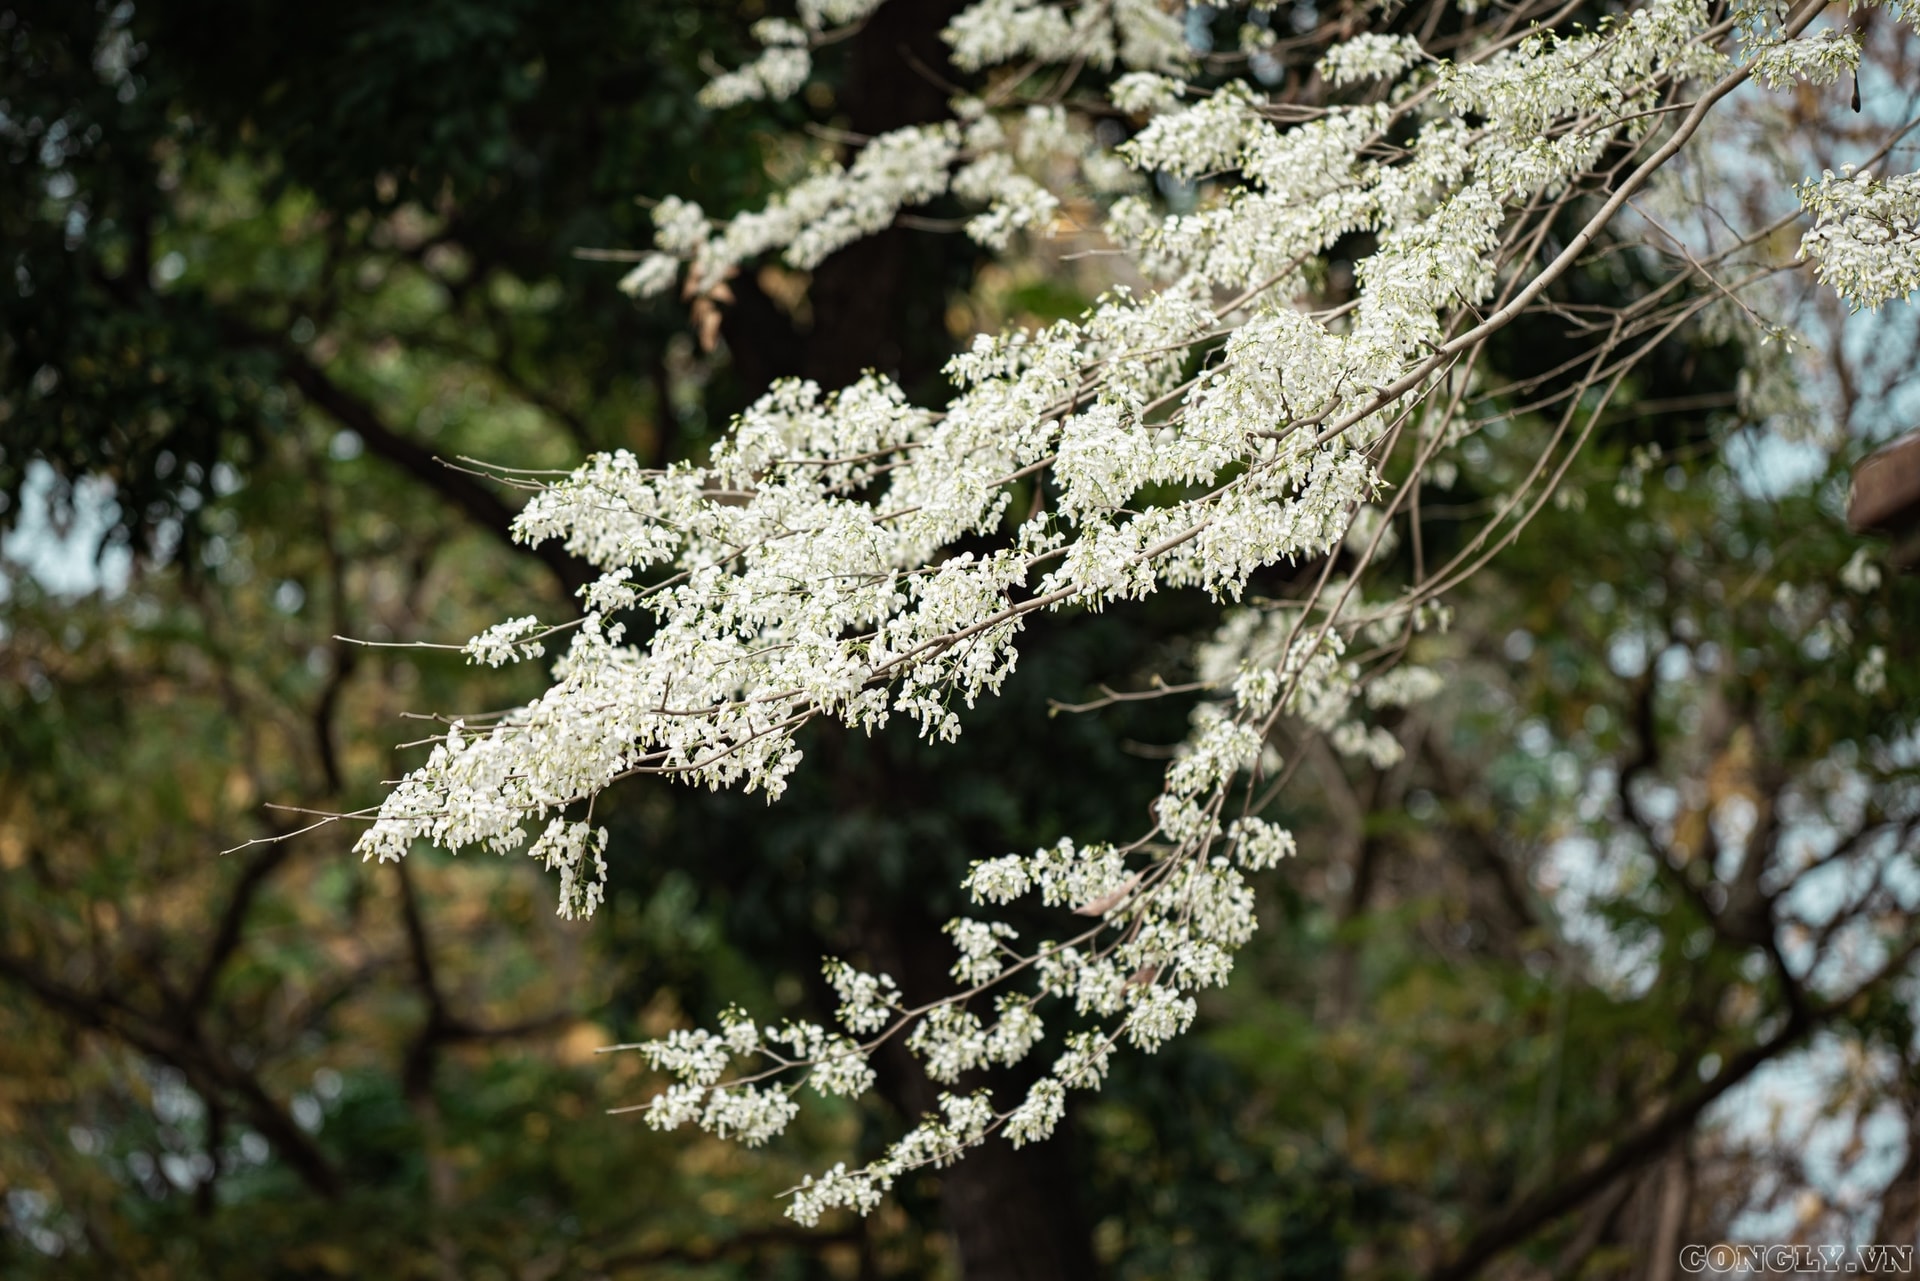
[616,252,681,299]
[1798,168,1920,312]
[1841,549,1883,595]
[1320,33,1424,86]
[1856,645,1889,696]
[464,615,547,667]
[1004,1078,1065,1147]
[358,0,1920,1224]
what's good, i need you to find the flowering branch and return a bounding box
[348,0,1920,1224]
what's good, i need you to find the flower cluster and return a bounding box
[696,2,886,110]
[358,0,1920,1225]
[1798,167,1920,312]
[1319,33,1424,86]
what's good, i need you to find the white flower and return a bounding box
[1856,645,1888,696]
[947,918,1020,986]
[464,615,546,667]
[907,1005,991,1082]
[809,1041,877,1098]
[1331,721,1405,769]
[1124,985,1196,1052]
[718,1007,760,1056]
[1320,33,1424,86]
[617,252,682,299]
[1052,1031,1113,1089]
[1110,71,1185,115]
[525,820,609,920]
[644,1083,705,1131]
[362,0,1920,1225]
[1005,1077,1066,1147]
[964,854,1033,904]
[1365,665,1444,708]
[702,1084,800,1146]
[1841,548,1883,595]
[798,0,886,28]
[985,998,1045,1064]
[1228,817,1298,871]
[1798,168,1920,312]
[825,960,902,1035]
[944,0,1077,73]
[651,196,709,256]
[642,1028,732,1087]
[1747,27,1858,90]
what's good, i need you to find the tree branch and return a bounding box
[185,840,299,1014]
[0,947,343,1198]
[273,349,590,595]
[1429,939,1920,1281]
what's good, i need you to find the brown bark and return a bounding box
[940,1133,1101,1281]
[800,0,967,396]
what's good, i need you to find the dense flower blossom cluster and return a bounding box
[694,0,888,109]
[360,0,1920,1223]
[1798,167,1920,311]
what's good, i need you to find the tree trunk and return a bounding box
[863,891,1102,1281]
[1877,1105,1920,1249]
[722,5,1104,1273]
[801,0,969,397]
[940,1130,1101,1281]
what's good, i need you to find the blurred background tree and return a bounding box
[3,1,1918,1279]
